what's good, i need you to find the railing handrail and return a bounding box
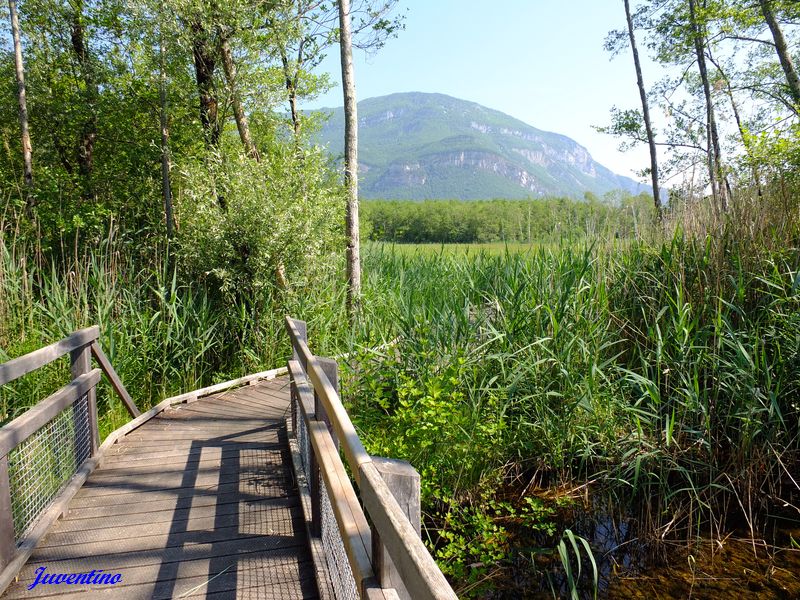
[0,369,101,459]
[0,326,99,387]
[285,316,458,600]
[285,317,372,483]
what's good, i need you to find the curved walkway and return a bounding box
[2,377,317,599]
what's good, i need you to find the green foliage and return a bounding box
[176,146,344,302]
[555,529,598,600]
[361,195,656,244]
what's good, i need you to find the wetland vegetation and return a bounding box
[2,0,800,597]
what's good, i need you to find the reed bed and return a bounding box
[1,190,798,596]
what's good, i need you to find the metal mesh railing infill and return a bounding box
[321,477,359,600]
[294,396,359,600]
[7,395,91,540]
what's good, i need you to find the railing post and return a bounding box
[0,455,16,573]
[315,357,339,450]
[291,319,308,370]
[70,343,98,456]
[370,457,421,600]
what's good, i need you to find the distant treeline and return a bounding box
[361,193,656,244]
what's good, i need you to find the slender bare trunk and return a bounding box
[70,1,97,201]
[8,0,33,203]
[689,0,727,213]
[220,36,259,161]
[759,0,800,110]
[191,23,220,150]
[339,0,360,313]
[279,48,302,138]
[623,0,660,217]
[158,26,174,239]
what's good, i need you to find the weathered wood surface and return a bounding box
[0,370,101,458]
[0,327,99,387]
[285,317,457,600]
[1,377,318,599]
[89,342,140,418]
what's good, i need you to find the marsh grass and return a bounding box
[2,189,799,597]
[343,193,800,595]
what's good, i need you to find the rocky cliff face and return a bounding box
[315,92,645,200]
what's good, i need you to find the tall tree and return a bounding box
[623,0,660,216]
[339,0,360,313]
[689,0,727,213]
[8,0,33,202]
[70,0,99,200]
[158,17,174,239]
[191,21,221,149]
[219,35,260,160]
[758,0,800,109]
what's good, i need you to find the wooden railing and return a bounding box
[0,326,139,592]
[285,317,458,600]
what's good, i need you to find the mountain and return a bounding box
[314,92,647,201]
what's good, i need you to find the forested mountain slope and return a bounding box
[315,92,647,200]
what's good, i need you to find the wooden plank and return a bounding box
[4,554,316,600]
[90,341,140,417]
[0,369,101,458]
[285,317,371,485]
[100,441,281,462]
[163,366,288,406]
[359,461,458,600]
[57,496,299,532]
[32,515,304,559]
[213,393,289,411]
[65,489,291,517]
[78,467,287,498]
[101,441,281,464]
[69,482,291,510]
[120,430,280,443]
[307,421,374,593]
[0,326,99,386]
[31,532,305,569]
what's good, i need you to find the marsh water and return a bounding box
[485,494,800,599]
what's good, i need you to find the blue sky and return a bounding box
[307,0,657,179]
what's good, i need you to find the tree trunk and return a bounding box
[70,2,98,201]
[689,0,727,213]
[623,0,660,217]
[8,0,33,204]
[339,0,360,314]
[220,36,259,160]
[279,48,303,138]
[191,23,221,149]
[759,0,800,110]
[159,26,174,239]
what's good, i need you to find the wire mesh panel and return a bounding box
[292,388,360,600]
[321,478,359,600]
[7,394,91,541]
[297,403,310,478]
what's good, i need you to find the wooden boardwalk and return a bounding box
[2,377,318,599]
